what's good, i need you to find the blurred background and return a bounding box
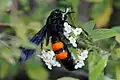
[0,0,120,80]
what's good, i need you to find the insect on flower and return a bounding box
[19,8,88,71]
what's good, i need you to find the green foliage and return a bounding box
[89,54,109,80]
[90,29,118,41]
[0,60,9,78]
[0,0,120,80]
[112,26,120,33]
[81,20,95,34]
[26,59,48,80]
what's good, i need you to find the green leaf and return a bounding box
[112,26,120,33]
[104,75,115,80]
[105,60,116,79]
[89,55,109,80]
[88,51,101,72]
[0,60,9,78]
[115,34,120,43]
[90,29,118,41]
[81,20,95,34]
[113,48,120,60]
[26,59,48,80]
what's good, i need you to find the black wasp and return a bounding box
[19,8,76,71]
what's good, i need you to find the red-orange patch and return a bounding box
[55,51,68,60]
[52,41,64,51]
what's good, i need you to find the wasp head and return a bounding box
[50,9,63,20]
[49,8,74,21]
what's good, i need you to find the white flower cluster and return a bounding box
[74,50,88,69]
[37,49,88,70]
[64,22,82,47]
[37,50,61,70]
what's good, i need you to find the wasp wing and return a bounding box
[19,25,47,62]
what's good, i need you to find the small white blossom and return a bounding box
[63,22,83,48]
[64,22,72,33]
[69,36,77,47]
[74,50,88,69]
[73,43,77,47]
[73,28,82,36]
[81,50,88,58]
[74,60,84,69]
[77,55,85,61]
[37,50,61,70]
[64,22,69,26]
[46,62,52,70]
[78,50,88,60]
[63,31,69,38]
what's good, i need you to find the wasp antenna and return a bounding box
[67,11,75,14]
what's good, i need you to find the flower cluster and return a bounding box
[37,50,61,70]
[63,22,82,47]
[74,50,88,69]
[37,49,88,70]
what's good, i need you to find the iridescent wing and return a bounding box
[19,25,47,62]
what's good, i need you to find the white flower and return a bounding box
[73,28,82,36]
[80,50,88,59]
[77,55,85,61]
[74,50,89,69]
[69,36,77,47]
[73,43,77,47]
[63,22,83,48]
[37,50,61,70]
[78,50,88,60]
[63,31,69,38]
[64,22,72,33]
[46,62,52,70]
[64,22,69,26]
[74,60,84,69]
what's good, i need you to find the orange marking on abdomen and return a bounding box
[55,51,68,60]
[52,41,64,51]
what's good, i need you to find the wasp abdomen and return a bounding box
[52,41,75,70]
[52,41,68,60]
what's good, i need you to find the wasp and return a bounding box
[19,8,76,71]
